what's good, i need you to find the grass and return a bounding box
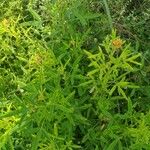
[0,0,150,149]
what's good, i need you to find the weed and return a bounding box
[0,0,149,149]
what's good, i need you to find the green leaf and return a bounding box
[31,131,42,150]
[126,53,141,62]
[78,80,93,87]
[87,69,99,77]
[127,97,133,114]
[118,86,128,100]
[105,138,120,150]
[28,7,41,22]
[73,8,87,26]
[109,85,117,96]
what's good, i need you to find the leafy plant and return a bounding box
[0,0,149,149]
[84,30,141,99]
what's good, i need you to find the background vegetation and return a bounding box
[0,0,149,149]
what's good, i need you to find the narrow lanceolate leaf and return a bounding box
[128,60,142,66]
[109,85,117,96]
[54,123,58,136]
[84,50,96,59]
[73,8,87,26]
[126,53,141,65]
[117,81,129,87]
[78,80,93,87]
[31,131,41,150]
[105,138,120,150]
[16,56,28,62]
[126,85,139,89]
[20,21,42,27]
[118,86,128,100]
[87,69,99,77]
[84,13,101,20]
[127,53,141,61]
[127,97,133,114]
[89,61,100,68]
[28,7,42,22]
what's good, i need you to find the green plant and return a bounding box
[0,0,149,149]
[78,30,142,149]
[84,30,141,98]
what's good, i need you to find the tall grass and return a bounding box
[103,0,113,30]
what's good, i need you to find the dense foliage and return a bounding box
[0,0,150,149]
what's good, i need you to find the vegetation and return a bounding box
[0,0,149,149]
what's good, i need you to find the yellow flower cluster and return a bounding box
[112,38,123,49]
[1,18,9,27]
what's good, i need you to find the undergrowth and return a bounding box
[0,0,149,149]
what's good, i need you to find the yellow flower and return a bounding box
[2,18,9,27]
[33,54,43,65]
[112,38,123,49]
[29,53,43,67]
